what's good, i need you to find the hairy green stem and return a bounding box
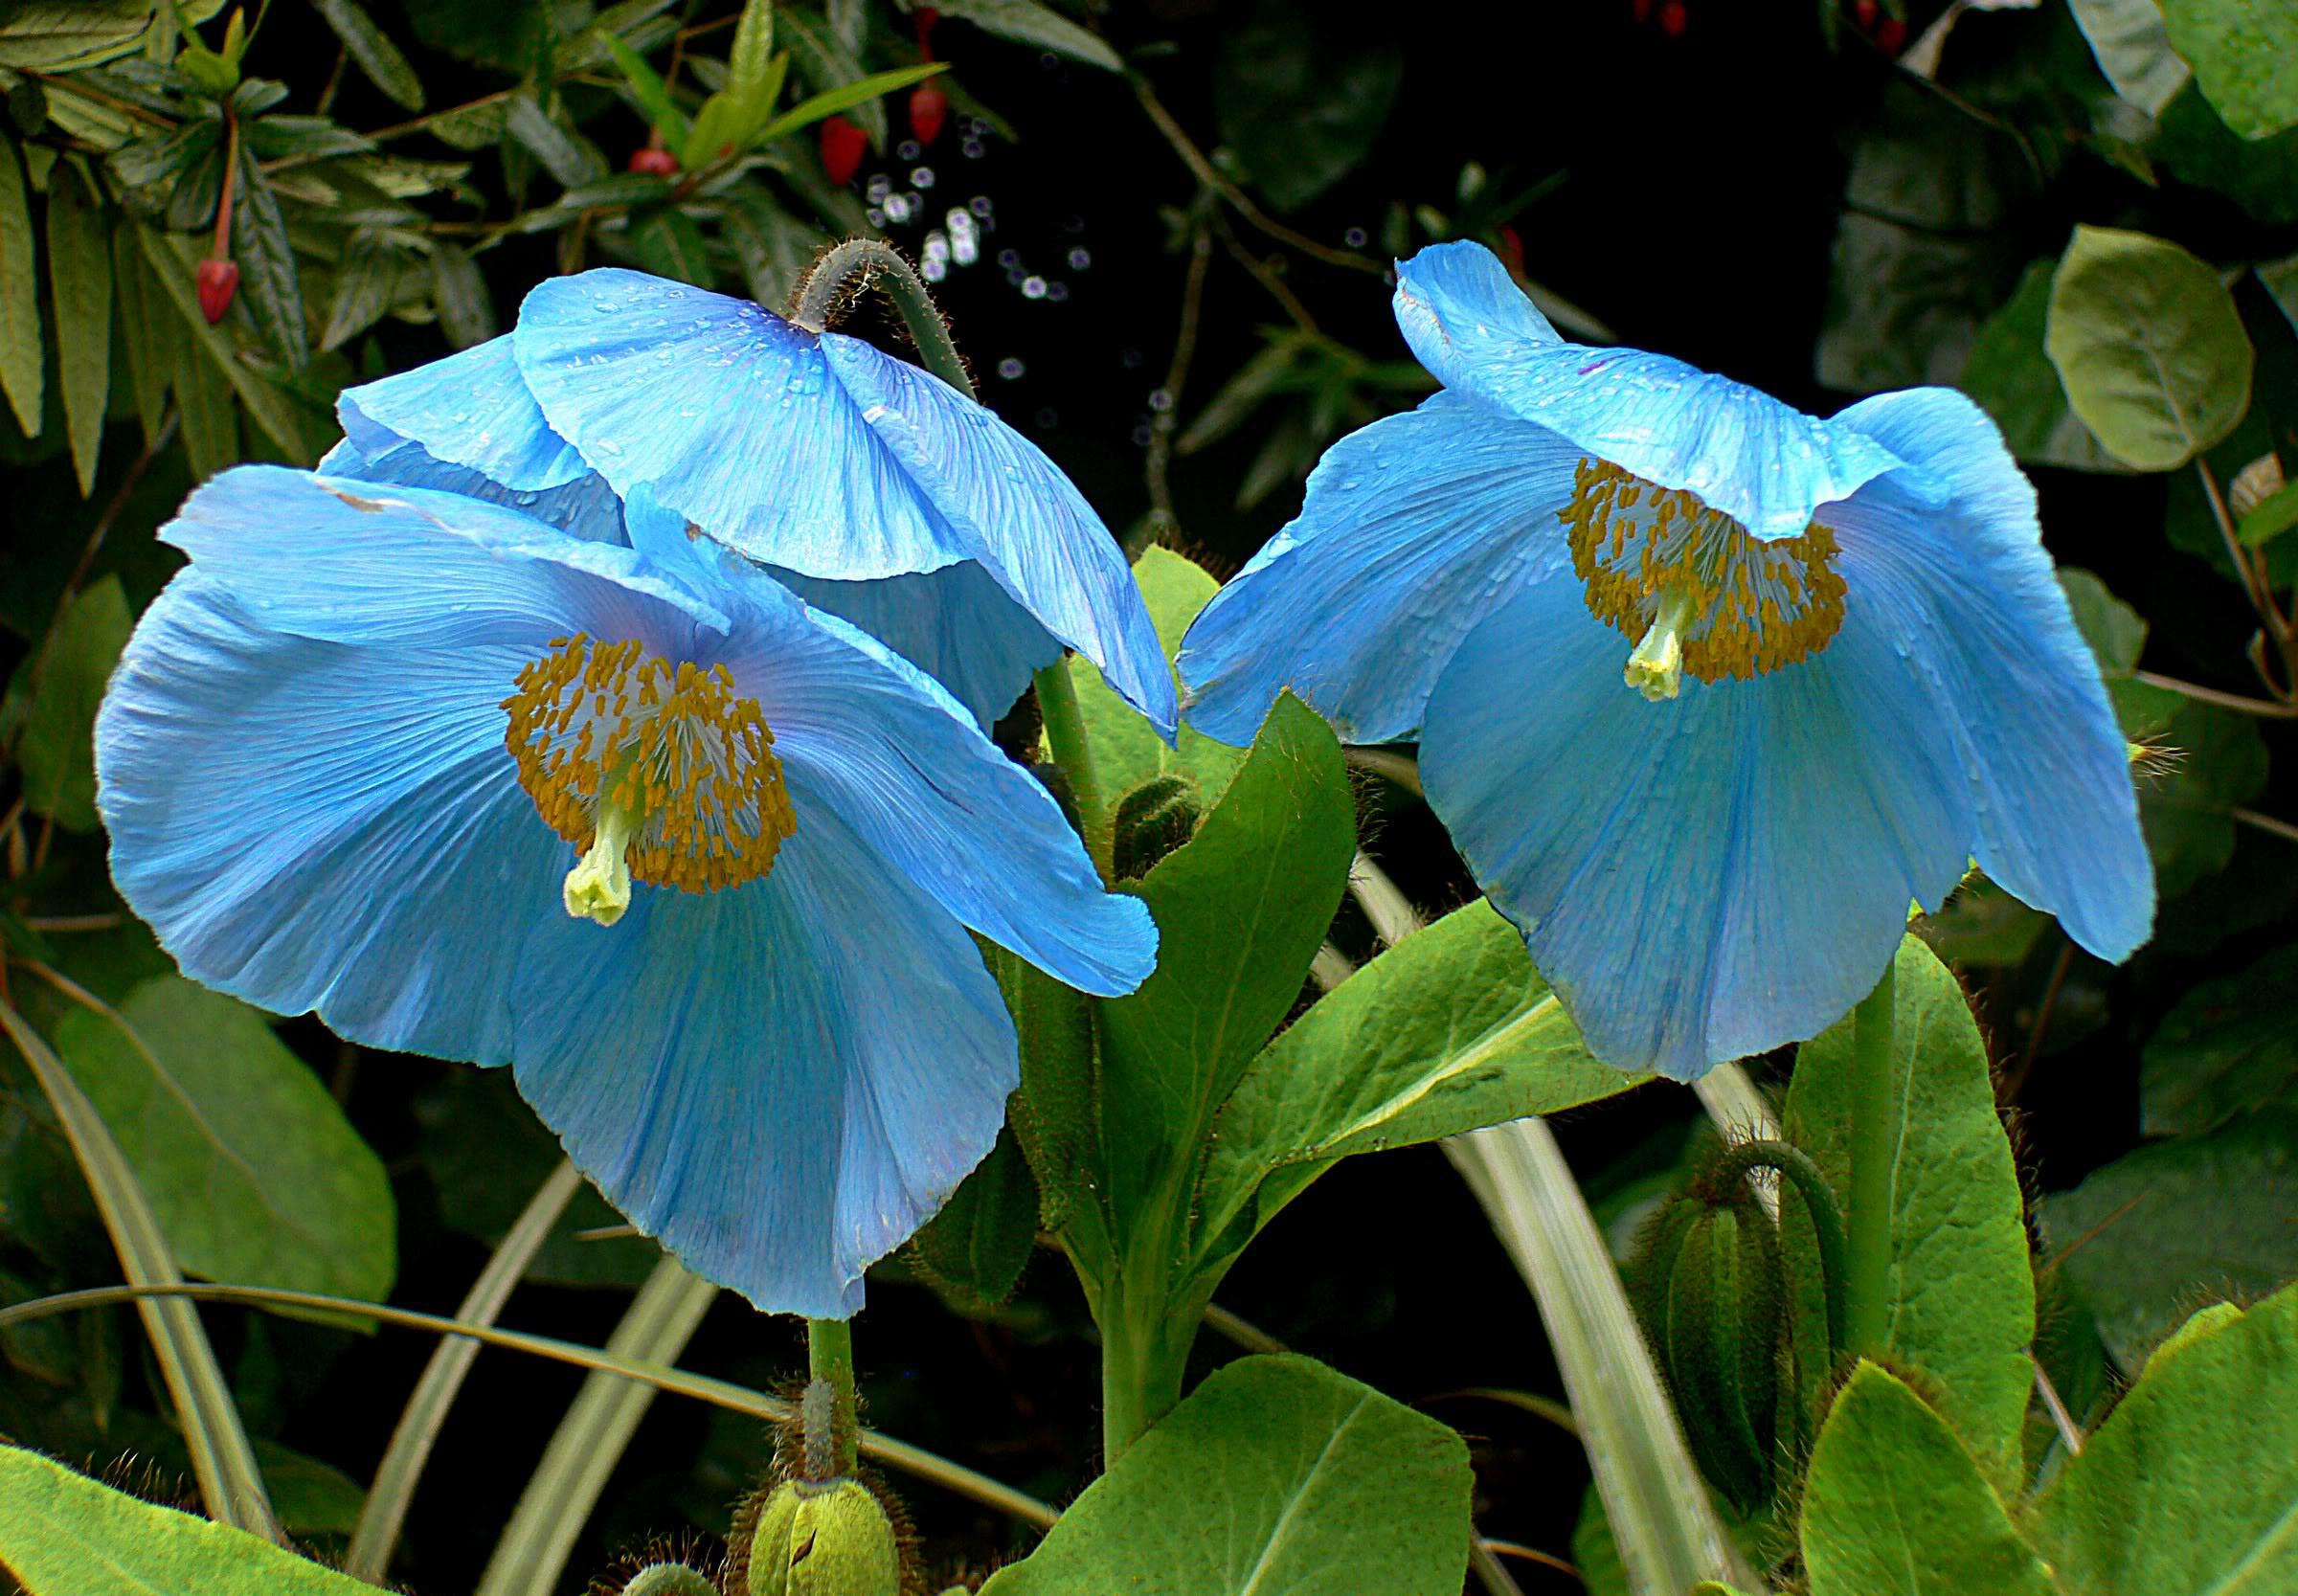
[1035,654,1110,873]
[1842,959,1898,1360]
[806,1317,860,1480]
[1708,1138,1851,1358]
[793,238,975,398]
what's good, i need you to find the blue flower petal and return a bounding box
[511,807,1015,1317]
[1393,242,1913,541]
[1179,392,1576,746]
[337,335,590,491]
[1826,387,2153,960]
[96,571,568,1062]
[819,334,1179,736]
[164,466,725,649]
[704,576,1159,997]
[512,269,961,578]
[769,563,1062,731]
[1419,571,1970,1080]
[320,438,628,544]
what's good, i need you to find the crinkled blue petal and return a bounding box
[769,563,1062,731]
[1419,571,1971,1080]
[1178,392,1575,746]
[96,571,567,1062]
[818,333,1178,736]
[337,335,590,491]
[319,438,627,545]
[511,269,961,578]
[1392,242,1920,541]
[701,575,1158,997]
[510,805,1015,1317]
[163,466,725,650]
[1825,387,2153,960]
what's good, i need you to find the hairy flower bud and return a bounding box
[744,1479,902,1596]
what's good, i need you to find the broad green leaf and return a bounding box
[1192,900,1640,1278]
[2058,566,2180,734]
[2139,701,2269,893]
[2152,87,2298,228]
[1960,260,2126,473]
[318,234,401,352]
[1799,1364,2053,1596]
[2034,1283,2298,1594]
[2141,945,2298,1135]
[56,976,396,1308]
[1212,0,1399,213]
[139,226,329,463]
[1094,693,1355,1241]
[12,575,131,832]
[728,0,776,95]
[911,1125,1039,1312]
[44,158,107,495]
[231,149,307,369]
[929,0,1123,72]
[2158,0,2298,140]
[1060,545,1250,812]
[429,240,495,348]
[2039,1105,2298,1371]
[1917,876,2048,968]
[0,132,41,436]
[2239,481,2298,546]
[983,938,1097,1238]
[110,225,176,447]
[1783,935,2033,1489]
[2045,225,2254,470]
[2066,0,2192,116]
[980,1354,1471,1596]
[626,207,710,286]
[0,1445,367,1596]
[312,0,424,111]
[506,91,606,189]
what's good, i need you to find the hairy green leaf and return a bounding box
[911,1125,1039,1313]
[312,0,425,111]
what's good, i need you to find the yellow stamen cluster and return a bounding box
[1560,458,1848,684]
[504,635,796,898]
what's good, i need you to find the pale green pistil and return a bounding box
[562,801,636,927]
[1624,587,1693,703]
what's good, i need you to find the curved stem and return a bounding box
[806,1316,860,1479]
[1841,959,1899,1361]
[1708,1139,1850,1360]
[793,238,975,398]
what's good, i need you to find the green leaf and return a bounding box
[2065,0,2192,116]
[0,0,151,73]
[603,33,690,150]
[2152,87,2298,228]
[11,574,131,832]
[43,158,107,495]
[1960,260,2127,473]
[983,939,1096,1237]
[2139,701,2269,894]
[230,148,307,369]
[2033,1282,2298,1595]
[109,227,174,447]
[2238,480,2298,546]
[2045,225,2255,471]
[777,10,884,147]
[910,1125,1039,1312]
[979,1355,1471,1596]
[1783,935,2033,1489]
[171,317,237,480]
[2158,0,2298,140]
[929,0,1123,72]
[1212,0,1400,213]
[625,206,710,286]
[1799,1364,2053,1596]
[752,61,944,146]
[311,0,424,112]
[428,240,495,348]
[1062,547,1250,811]
[1192,900,1641,1280]
[2141,945,2298,1135]
[2264,252,2298,336]
[506,91,606,189]
[0,132,41,437]
[0,1444,370,1595]
[728,0,776,96]
[2057,566,2180,735]
[2039,1105,2298,1372]
[318,234,401,352]
[55,976,397,1310]
[1094,693,1356,1241]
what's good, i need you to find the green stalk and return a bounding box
[807,1316,861,1479]
[1035,652,1111,872]
[1841,958,1898,1360]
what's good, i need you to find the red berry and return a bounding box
[821,115,867,186]
[1658,0,1686,35]
[627,146,679,176]
[1876,15,1905,49]
[195,257,238,325]
[910,82,948,147]
[1853,0,1878,24]
[1632,0,1651,19]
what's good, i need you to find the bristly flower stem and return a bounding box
[1841,957,1899,1360]
[805,1316,860,1479]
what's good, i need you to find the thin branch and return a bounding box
[1141,218,1212,552]
[1212,211,1318,333]
[2003,936,2076,1104]
[2031,1354,2084,1458]
[2233,806,2298,844]
[2132,671,2298,717]
[1479,1540,1584,1585]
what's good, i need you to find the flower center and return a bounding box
[503,635,796,924]
[1560,458,1846,698]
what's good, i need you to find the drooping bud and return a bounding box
[909,83,948,148]
[629,146,681,176]
[744,1479,903,1596]
[821,115,867,186]
[195,258,239,324]
[1111,775,1200,881]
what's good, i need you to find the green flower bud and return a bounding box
[1111,775,1201,881]
[621,1563,721,1596]
[745,1478,902,1596]
[175,43,238,97]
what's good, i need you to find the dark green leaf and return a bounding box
[723,195,823,310]
[1784,935,2034,1489]
[45,157,109,496]
[2138,701,2269,894]
[318,234,400,352]
[2152,86,2298,227]
[979,1355,1472,1596]
[0,132,41,436]
[2158,0,2298,140]
[1960,260,2127,472]
[2238,480,2298,546]
[56,976,397,1311]
[108,117,220,191]
[108,228,174,447]
[983,939,1097,1238]
[1799,1365,2053,1596]
[909,1126,1039,1312]
[311,0,424,111]
[625,206,710,285]
[230,148,306,369]
[11,575,130,831]
[2032,1282,2298,1595]
[138,225,329,463]
[241,116,375,161]
[553,0,682,76]
[603,33,690,149]
[0,0,149,73]
[777,10,884,147]
[1212,0,1400,213]
[2040,1106,2298,1371]
[428,240,494,348]
[171,314,237,479]
[2141,946,2298,1135]
[728,0,776,95]
[506,91,607,189]
[930,0,1123,72]
[753,62,944,146]
[2045,225,2255,470]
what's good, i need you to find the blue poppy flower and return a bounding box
[1179,241,2152,1081]
[95,465,1158,1316]
[328,270,1173,736]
